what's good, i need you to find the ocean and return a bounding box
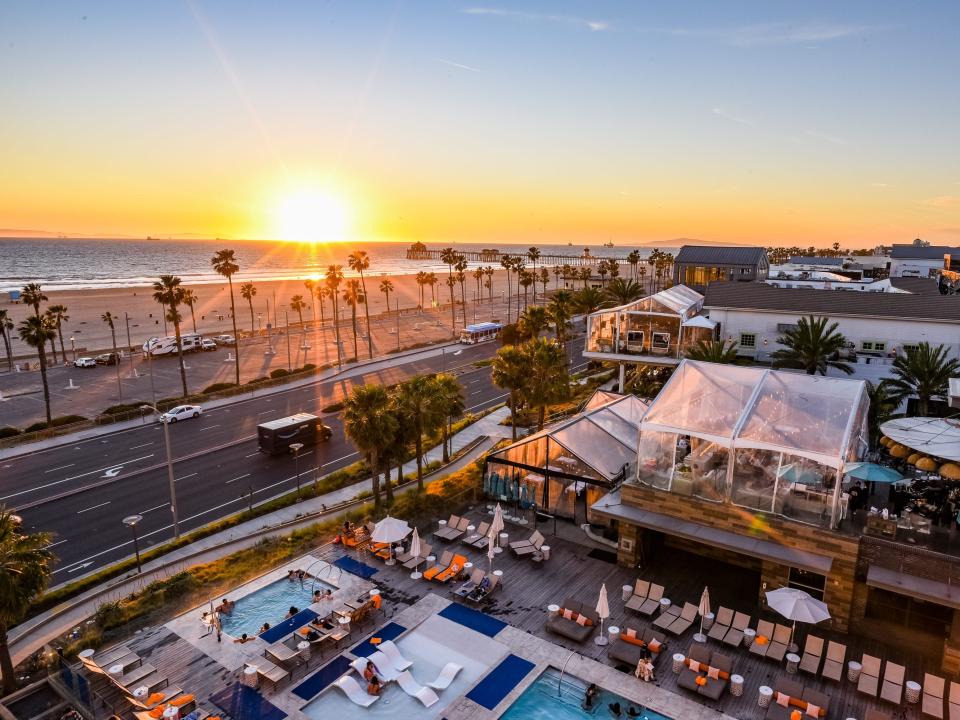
[0,238,675,292]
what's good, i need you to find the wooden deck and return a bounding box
[82,509,945,719]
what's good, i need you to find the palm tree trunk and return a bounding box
[189,305,197,333]
[332,295,343,367]
[1,329,12,371]
[370,451,381,512]
[173,315,189,398]
[383,459,393,504]
[538,405,546,431]
[359,270,373,359]
[509,391,517,441]
[37,345,52,423]
[448,270,456,335]
[0,623,17,694]
[441,420,450,464]
[415,420,424,490]
[506,271,512,324]
[57,326,66,363]
[247,300,255,336]
[48,336,58,364]
[227,278,240,386]
[351,305,358,360]
[460,281,467,327]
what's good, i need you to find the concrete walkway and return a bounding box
[9,406,511,666]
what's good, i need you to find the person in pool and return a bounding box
[259,623,271,633]
[608,701,622,717]
[217,598,234,614]
[285,606,299,619]
[233,633,253,644]
[363,661,378,683]
[583,683,600,709]
[366,675,382,696]
[626,708,642,718]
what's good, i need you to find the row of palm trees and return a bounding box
[341,372,464,512]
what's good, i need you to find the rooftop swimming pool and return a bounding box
[218,577,335,638]
[500,668,673,720]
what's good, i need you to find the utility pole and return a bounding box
[284,310,292,370]
[124,312,135,378]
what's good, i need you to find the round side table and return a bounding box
[132,686,149,699]
[730,674,744,697]
[162,707,180,719]
[672,653,685,674]
[659,598,672,613]
[847,660,862,683]
[742,627,756,648]
[78,649,95,660]
[785,652,800,674]
[242,665,259,688]
[108,664,124,677]
[493,569,504,579]
[547,603,560,616]
[298,640,310,661]
[540,545,551,560]
[905,680,921,704]
[758,685,773,708]
[496,532,508,554]
[702,612,715,631]
[605,625,620,645]
[622,585,633,602]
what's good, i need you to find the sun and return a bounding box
[274,190,352,243]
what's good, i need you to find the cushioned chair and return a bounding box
[545,598,599,643]
[922,673,945,719]
[624,580,650,613]
[879,661,905,705]
[651,602,681,631]
[666,602,699,636]
[857,654,882,697]
[421,550,453,581]
[798,635,823,675]
[707,606,733,642]
[723,611,751,647]
[750,620,776,658]
[821,640,846,682]
[765,623,792,663]
[638,584,664,617]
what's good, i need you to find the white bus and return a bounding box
[142,333,203,356]
[459,322,502,344]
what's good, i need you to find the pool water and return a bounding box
[218,577,335,637]
[500,668,673,720]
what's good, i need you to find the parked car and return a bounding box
[201,339,218,351]
[159,405,203,423]
[73,357,97,368]
[95,352,119,365]
[213,335,236,346]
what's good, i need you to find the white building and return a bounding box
[888,243,960,278]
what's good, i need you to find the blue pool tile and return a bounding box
[439,602,507,637]
[333,555,378,579]
[210,682,287,720]
[351,622,406,657]
[466,654,535,710]
[292,655,353,701]
[259,608,318,644]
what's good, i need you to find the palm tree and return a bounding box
[866,381,898,446]
[181,289,199,333]
[0,310,13,372]
[0,511,52,693]
[379,278,394,314]
[685,339,739,363]
[578,266,591,288]
[597,260,609,286]
[325,265,344,368]
[342,385,398,513]
[627,250,641,281]
[432,373,464,463]
[347,251,374,358]
[603,278,643,306]
[17,316,55,423]
[572,286,605,315]
[289,294,307,326]
[484,266,495,303]
[553,265,562,289]
[45,304,69,364]
[548,290,573,348]
[527,246,541,303]
[492,344,528,441]
[473,267,484,302]
[395,375,443,490]
[211,249,241,385]
[518,305,549,340]
[304,279,316,325]
[638,264,648,291]
[102,311,122,396]
[455,262,468,326]
[522,338,570,430]
[426,272,438,306]
[415,271,426,309]
[20,283,46,319]
[538,267,549,299]
[342,278,364,361]
[240,281,257,337]
[315,285,329,329]
[42,309,60,363]
[152,275,190,397]
[500,255,515,323]
[883,342,960,416]
[771,315,853,376]
[519,268,533,309]
[440,247,459,336]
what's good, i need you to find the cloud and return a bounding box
[869,182,891,188]
[804,129,846,145]
[923,196,960,208]
[639,21,884,47]
[437,58,481,73]
[463,7,609,32]
[711,107,753,126]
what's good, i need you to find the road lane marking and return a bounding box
[129,442,153,450]
[322,453,359,467]
[470,390,483,396]
[199,424,221,432]
[257,409,276,416]
[225,473,251,484]
[77,501,111,514]
[47,539,68,548]
[139,503,169,514]
[43,464,75,474]
[0,454,156,502]
[244,451,260,458]
[467,393,507,412]
[176,472,198,483]
[67,562,94,573]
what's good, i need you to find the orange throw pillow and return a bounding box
[146,693,165,705]
[756,635,769,645]
[695,676,707,686]
[648,638,662,653]
[170,694,195,707]
[619,633,645,646]
[791,711,802,720]
[149,707,166,719]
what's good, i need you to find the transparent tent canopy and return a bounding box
[636,360,869,528]
[485,392,649,522]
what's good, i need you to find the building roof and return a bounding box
[703,282,960,322]
[599,285,704,316]
[788,256,845,266]
[890,244,960,260]
[889,277,943,295]
[674,245,767,266]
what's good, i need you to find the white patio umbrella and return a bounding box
[765,587,831,653]
[694,586,711,643]
[372,516,411,566]
[594,583,610,646]
[490,503,505,554]
[408,527,423,579]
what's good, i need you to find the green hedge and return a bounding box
[23,415,87,433]
[201,382,238,394]
[0,426,21,439]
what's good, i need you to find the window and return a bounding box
[739,333,757,349]
[901,344,920,355]
[651,332,671,350]
[788,568,826,601]
[626,330,644,349]
[861,340,886,352]
[864,587,953,636]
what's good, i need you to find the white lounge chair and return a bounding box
[368,650,401,681]
[396,670,439,707]
[334,676,378,707]
[427,662,463,690]
[378,640,413,671]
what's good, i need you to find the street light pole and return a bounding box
[284,310,292,371]
[124,312,135,379]
[69,336,76,362]
[290,442,304,500]
[123,514,143,573]
[140,405,180,538]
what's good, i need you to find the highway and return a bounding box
[6,336,586,580]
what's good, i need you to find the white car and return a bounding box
[213,335,236,346]
[159,405,203,423]
[201,339,217,351]
[73,357,96,368]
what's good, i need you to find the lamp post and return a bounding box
[123,514,143,573]
[139,404,180,538]
[69,336,76,362]
[290,442,304,500]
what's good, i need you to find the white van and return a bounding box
[142,333,203,356]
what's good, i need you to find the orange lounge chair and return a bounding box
[433,554,467,583]
[422,551,453,581]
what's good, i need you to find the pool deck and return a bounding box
[81,510,946,719]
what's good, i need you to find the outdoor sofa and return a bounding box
[545,597,599,643]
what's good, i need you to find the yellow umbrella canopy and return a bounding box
[906,452,924,465]
[889,444,911,458]
[916,457,940,471]
[880,436,893,447]
[939,463,960,480]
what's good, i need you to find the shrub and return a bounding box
[0,426,21,439]
[269,368,289,379]
[100,402,147,416]
[24,415,87,433]
[202,382,237,394]
[248,376,269,385]
[302,363,317,371]
[322,401,344,413]
[93,601,125,631]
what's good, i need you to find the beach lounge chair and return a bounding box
[798,635,823,675]
[396,670,439,707]
[378,640,413,672]
[116,664,160,690]
[126,686,184,712]
[922,673,945,719]
[92,645,140,671]
[434,554,467,582]
[857,654,883,697]
[880,661,905,704]
[454,568,485,598]
[666,602,699,635]
[422,551,453,580]
[651,603,681,631]
[248,659,289,690]
[436,516,469,542]
[402,542,432,569]
[821,640,846,682]
[514,535,545,558]
[509,530,543,555]
[624,580,650,613]
[427,662,463,690]
[369,651,403,681]
[765,623,792,663]
[462,521,489,546]
[720,611,749,647]
[266,641,302,670]
[864,711,892,720]
[466,574,499,603]
[750,620,775,658]
[334,676,378,707]
[707,606,732,642]
[948,681,960,720]
[637,583,665,617]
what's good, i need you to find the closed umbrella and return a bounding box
[594,584,610,646]
[372,516,411,566]
[487,525,496,572]
[917,457,940,472]
[843,462,903,484]
[765,587,830,653]
[490,503,505,555]
[408,528,423,579]
[694,586,711,642]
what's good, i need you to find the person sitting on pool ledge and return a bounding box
[583,683,599,709]
[363,661,379,684]
[366,675,382,696]
[285,606,299,619]
[233,633,253,644]
[259,623,271,634]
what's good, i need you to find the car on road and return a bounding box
[213,334,236,346]
[159,404,203,423]
[73,357,97,368]
[95,352,120,365]
[201,339,218,351]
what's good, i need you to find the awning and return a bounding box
[866,565,960,610]
[881,417,960,462]
[681,315,716,329]
[592,491,833,575]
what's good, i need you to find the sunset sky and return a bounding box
[2,1,958,247]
